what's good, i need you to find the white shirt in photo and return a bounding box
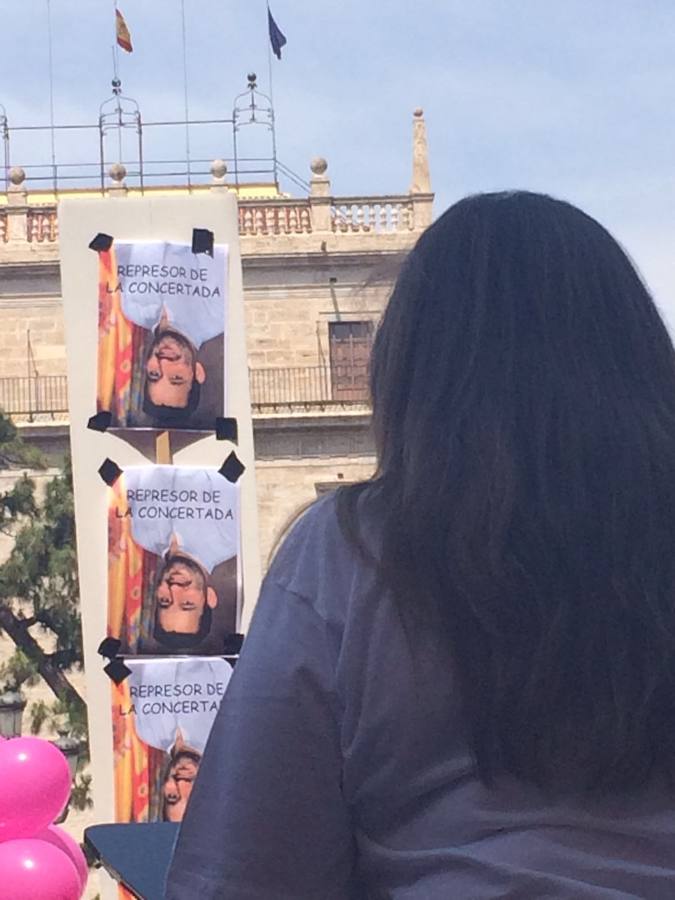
[128,657,233,754]
[116,240,228,350]
[124,466,238,573]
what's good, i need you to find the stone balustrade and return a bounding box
[238,201,312,236]
[27,208,58,243]
[0,192,430,246]
[331,198,415,233]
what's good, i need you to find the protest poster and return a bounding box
[111,657,232,823]
[61,194,261,895]
[96,240,228,431]
[108,465,240,656]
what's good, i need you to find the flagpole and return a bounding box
[112,1,123,164]
[112,1,121,83]
[180,0,192,186]
[266,3,275,111]
[46,0,57,190]
[266,3,280,186]
[111,45,119,86]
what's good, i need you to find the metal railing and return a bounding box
[0,367,371,420]
[0,375,68,421]
[249,365,370,410]
[1,73,290,193]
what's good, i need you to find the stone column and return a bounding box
[409,108,433,229]
[308,157,332,233]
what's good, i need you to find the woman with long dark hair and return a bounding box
[167,192,675,898]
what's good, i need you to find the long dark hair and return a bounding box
[337,191,675,792]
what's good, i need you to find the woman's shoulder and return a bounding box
[266,491,371,617]
[269,492,345,584]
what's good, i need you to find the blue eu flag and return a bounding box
[268,6,287,60]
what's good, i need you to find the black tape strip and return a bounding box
[87,411,112,432]
[88,233,114,252]
[98,458,122,487]
[98,637,122,660]
[223,632,244,656]
[215,417,238,443]
[192,227,214,257]
[218,452,245,484]
[104,658,132,685]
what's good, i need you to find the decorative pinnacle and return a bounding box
[108,163,127,183]
[8,166,26,186]
[310,157,328,176]
[210,159,228,180]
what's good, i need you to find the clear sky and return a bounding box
[3,1,675,325]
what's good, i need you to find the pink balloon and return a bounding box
[37,826,88,892]
[0,737,71,840]
[0,838,81,899]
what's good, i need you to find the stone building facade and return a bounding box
[0,108,433,563]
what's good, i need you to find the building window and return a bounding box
[328,320,373,401]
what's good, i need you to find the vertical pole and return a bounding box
[27,330,36,422]
[112,3,123,164]
[2,110,9,192]
[99,116,106,191]
[46,0,57,191]
[155,432,172,465]
[137,116,145,193]
[266,3,279,186]
[233,115,240,189]
[112,3,121,85]
[180,0,192,186]
[117,103,123,168]
[266,5,275,111]
[26,329,31,385]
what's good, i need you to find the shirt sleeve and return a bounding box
[164,572,361,900]
[166,244,228,349]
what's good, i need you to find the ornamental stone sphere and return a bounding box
[310,157,328,176]
[108,162,127,183]
[8,166,25,186]
[211,159,228,179]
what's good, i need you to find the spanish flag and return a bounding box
[116,8,133,53]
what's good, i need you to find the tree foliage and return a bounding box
[0,412,89,808]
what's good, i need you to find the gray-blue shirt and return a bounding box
[165,495,675,899]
